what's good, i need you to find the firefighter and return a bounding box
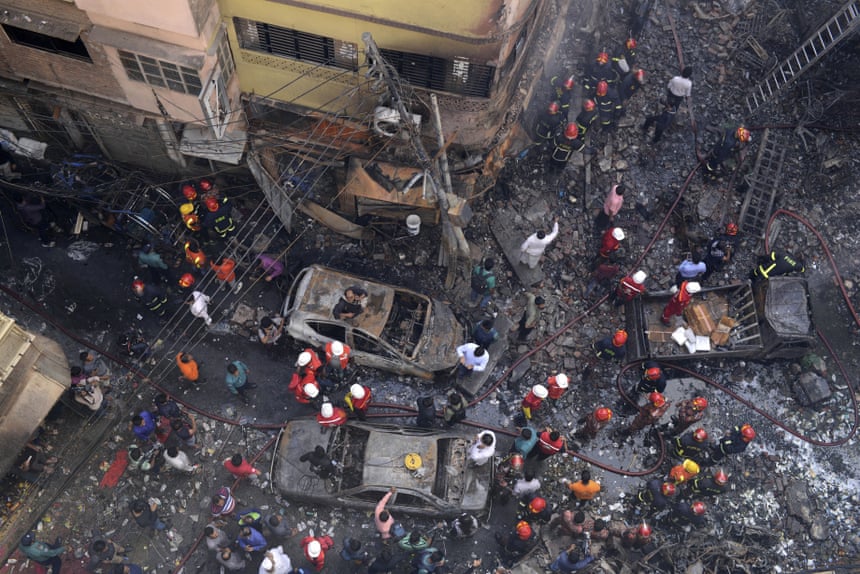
[584,51,618,93]
[621,523,652,549]
[550,74,576,118]
[180,182,198,202]
[202,196,236,239]
[344,383,371,420]
[574,406,612,440]
[711,424,755,462]
[178,272,196,291]
[132,277,169,318]
[297,349,323,378]
[668,458,700,485]
[626,392,671,434]
[750,251,805,282]
[703,126,751,181]
[669,500,706,528]
[289,377,320,407]
[593,329,627,361]
[534,101,563,141]
[521,384,548,420]
[671,396,708,434]
[672,427,710,462]
[612,37,638,75]
[619,69,645,105]
[317,402,347,428]
[550,122,587,170]
[324,340,351,383]
[575,99,599,137]
[197,177,217,199]
[613,270,647,306]
[184,238,207,270]
[179,202,201,232]
[532,428,565,461]
[598,226,625,259]
[517,495,553,523]
[546,373,569,401]
[635,361,667,394]
[702,222,739,281]
[688,469,729,497]
[636,478,676,511]
[595,80,622,128]
[660,281,700,325]
[495,521,537,565]
[491,452,524,504]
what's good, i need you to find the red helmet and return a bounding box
[596,51,609,64]
[726,222,739,236]
[637,523,652,538]
[692,428,708,442]
[529,497,546,513]
[181,183,197,200]
[595,407,612,422]
[583,99,596,112]
[634,69,645,82]
[736,127,751,142]
[516,521,532,539]
[692,397,708,411]
[626,38,637,50]
[713,470,729,486]
[204,197,220,212]
[596,81,608,96]
[510,453,524,471]
[691,501,706,515]
[649,392,666,407]
[179,273,195,288]
[740,424,756,441]
[548,101,561,115]
[564,122,579,139]
[198,177,214,191]
[563,76,575,90]
[612,329,628,346]
[661,482,676,496]
[132,278,145,293]
[644,366,661,380]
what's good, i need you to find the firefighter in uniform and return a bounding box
[750,251,804,281]
[669,501,707,528]
[534,101,563,142]
[688,469,729,497]
[550,75,575,119]
[661,281,700,325]
[584,51,618,93]
[184,238,207,270]
[593,329,627,361]
[636,478,676,511]
[574,406,612,440]
[595,81,622,128]
[180,202,201,232]
[550,122,587,170]
[598,227,625,260]
[575,99,599,137]
[203,197,236,239]
[612,38,638,75]
[520,384,548,421]
[668,458,700,485]
[672,428,710,462]
[671,396,708,434]
[702,222,739,281]
[711,424,755,462]
[704,126,751,181]
[613,270,647,306]
[132,277,169,318]
[619,69,645,105]
[491,452,524,505]
[546,373,569,401]
[621,523,652,549]
[344,383,371,420]
[626,392,671,434]
[635,360,667,394]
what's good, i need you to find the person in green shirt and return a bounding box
[225,360,255,401]
[470,258,497,309]
[19,532,66,573]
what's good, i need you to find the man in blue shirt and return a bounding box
[237,526,267,553]
[513,425,538,457]
[131,410,155,442]
[550,543,594,572]
[19,532,65,573]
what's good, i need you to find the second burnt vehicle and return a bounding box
[272,420,493,517]
[626,277,816,362]
[281,264,465,379]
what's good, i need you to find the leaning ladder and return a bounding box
[745,0,860,114]
[737,129,785,246]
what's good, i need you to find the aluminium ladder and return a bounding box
[737,129,785,245]
[745,0,860,114]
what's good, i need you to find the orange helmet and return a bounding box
[564,122,579,139]
[583,99,596,112]
[649,392,666,407]
[179,273,195,288]
[637,523,652,538]
[181,183,197,200]
[713,470,729,486]
[595,407,612,422]
[563,76,575,90]
[634,69,645,82]
[132,278,145,294]
[692,428,708,442]
[626,38,637,50]
[612,329,628,346]
[692,397,708,411]
[510,453,524,471]
[516,521,532,539]
[726,222,739,236]
[691,501,706,515]
[661,482,676,496]
[198,177,214,191]
[740,424,756,441]
[644,366,662,380]
[736,127,751,142]
[596,81,608,96]
[548,101,561,115]
[529,497,547,513]
[205,197,220,212]
[596,51,609,64]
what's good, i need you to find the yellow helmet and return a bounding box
[180,202,195,216]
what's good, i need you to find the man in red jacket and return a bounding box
[661,281,700,325]
[317,402,347,428]
[531,428,565,461]
[345,383,372,420]
[302,535,334,571]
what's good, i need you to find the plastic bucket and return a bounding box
[406,214,421,236]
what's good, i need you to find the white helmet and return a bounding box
[685,282,702,294]
[261,557,274,571]
[303,383,319,398]
[307,539,322,557]
[611,227,625,241]
[555,374,569,388]
[350,384,366,399]
[320,402,334,418]
[297,351,312,367]
[632,270,647,284]
[532,384,549,399]
[330,341,344,356]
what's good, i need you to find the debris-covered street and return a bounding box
[1,1,859,573]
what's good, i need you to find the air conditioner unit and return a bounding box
[372,106,422,138]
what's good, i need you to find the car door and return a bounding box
[350,328,408,375]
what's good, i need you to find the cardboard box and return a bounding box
[710,315,737,346]
[684,302,716,336]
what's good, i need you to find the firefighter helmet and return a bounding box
[548,101,561,115]
[596,51,609,64]
[736,126,751,142]
[516,521,532,539]
[637,523,652,538]
[554,373,569,388]
[740,424,756,441]
[583,99,596,111]
[626,38,637,50]
[350,384,365,399]
[726,222,739,236]
[178,273,195,288]
[181,183,197,200]
[692,428,708,442]
[682,459,700,475]
[204,197,219,212]
[564,122,579,139]
[649,391,666,407]
[661,482,676,496]
[132,277,145,294]
[529,497,547,512]
[532,384,548,399]
[611,227,625,240]
[691,501,706,515]
[613,329,628,346]
[198,177,214,191]
[179,202,195,216]
[632,270,647,283]
[320,402,334,418]
[692,397,708,411]
[644,366,662,380]
[297,352,313,367]
[563,76,575,90]
[596,80,609,96]
[634,69,645,82]
[303,383,319,399]
[330,341,344,356]
[510,453,524,471]
[595,407,612,422]
[714,470,729,486]
[306,540,322,558]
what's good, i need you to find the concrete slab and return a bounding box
[491,209,545,288]
[457,314,512,397]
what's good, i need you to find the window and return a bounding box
[394,492,430,508]
[2,24,91,62]
[118,50,202,95]
[306,321,346,342]
[234,17,357,71]
[216,33,235,88]
[379,49,494,98]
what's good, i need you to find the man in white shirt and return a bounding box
[667,66,693,111]
[456,343,489,378]
[468,430,496,466]
[519,220,560,269]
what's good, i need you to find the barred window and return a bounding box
[2,24,91,62]
[118,50,202,95]
[233,17,357,71]
[379,49,494,98]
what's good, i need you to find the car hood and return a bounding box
[415,299,463,371]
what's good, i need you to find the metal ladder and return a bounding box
[745,0,860,114]
[737,129,785,244]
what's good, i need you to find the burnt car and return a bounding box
[281,265,465,379]
[272,420,492,517]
